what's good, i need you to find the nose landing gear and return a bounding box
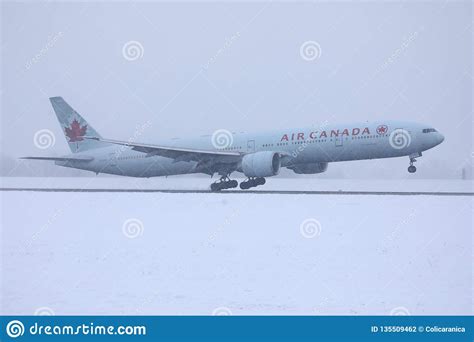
[407,153,421,173]
[210,176,238,191]
[239,177,266,190]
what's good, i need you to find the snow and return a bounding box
[1,177,472,315]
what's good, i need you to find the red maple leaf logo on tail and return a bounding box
[65,119,87,142]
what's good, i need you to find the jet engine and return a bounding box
[241,151,281,177]
[288,162,328,174]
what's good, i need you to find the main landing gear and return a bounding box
[210,175,267,191]
[240,177,266,190]
[210,176,238,191]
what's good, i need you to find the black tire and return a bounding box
[211,183,221,191]
[256,177,266,185]
[230,180,238,188]
[408,165,417,173]
[240,182,249,190]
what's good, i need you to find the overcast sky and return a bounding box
[1,1,472,178]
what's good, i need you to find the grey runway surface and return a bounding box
[1,188,473,196]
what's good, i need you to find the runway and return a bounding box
[1,188,472,196]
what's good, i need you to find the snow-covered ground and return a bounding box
[1,177,472,315]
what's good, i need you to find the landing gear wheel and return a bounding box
[240,181,250,190]
[210,175,238,191]
[210,182,221,191]
[407,153,421,174]
[239,177,266,190]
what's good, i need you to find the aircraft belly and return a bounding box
[298,139,413,164]
[137,157,197,177]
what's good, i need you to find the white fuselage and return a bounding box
[55,121,444,178]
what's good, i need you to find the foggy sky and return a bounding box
[1,1,472,179]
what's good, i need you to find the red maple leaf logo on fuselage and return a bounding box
[65,119,87,142]
[376,125,388,135]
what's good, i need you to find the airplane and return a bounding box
[23,97,445,191]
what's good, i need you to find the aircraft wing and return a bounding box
[85,137,242,162]
[21,156,94,162]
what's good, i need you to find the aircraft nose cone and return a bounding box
[438,133,445,144]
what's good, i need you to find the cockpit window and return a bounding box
[422,128,437,133]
